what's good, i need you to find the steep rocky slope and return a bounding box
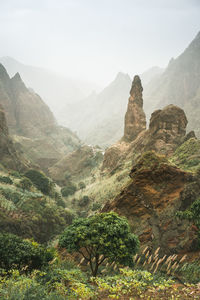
[102,152,199,254]
[0,64,80,172]
[144,31,200,137]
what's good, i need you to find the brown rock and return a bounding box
[124,75,146,142]
[102,152,199,254]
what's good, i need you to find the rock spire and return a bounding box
[124,75,146,142]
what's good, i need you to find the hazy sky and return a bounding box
[0,0,200,85]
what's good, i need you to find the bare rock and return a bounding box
[124,75,146,142]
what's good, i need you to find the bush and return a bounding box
[18,177,32,190]
[61,182,77,197]
[0,233,54,272]
[24,169,53,195]
[79,195,90,207]
[0,176,13,185]
[91,202,101,211]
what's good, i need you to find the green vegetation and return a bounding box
[61,182,77,197]
[59,212,139,276]
[0,233,53,272]
[0,176,13,185]
[170,138,200,171]
[176,198,200,248]
[24,169,54,195]
[0,170,74,243]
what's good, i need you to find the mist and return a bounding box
[0,0,199,86]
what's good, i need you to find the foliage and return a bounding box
[0,233,54,272]
[59,212,139,276]
[91,202,101,211]
[24,169,53,195]
[178,262,200,284]
[170,138,200,171]
[61,182,77,197]
[176,198,200,248]
[93,268,174,299]
[17,177,32,190]
[0,176,13,185]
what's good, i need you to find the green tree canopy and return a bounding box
[59,212,139,276]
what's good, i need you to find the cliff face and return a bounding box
[124,75,146,142]
[0,64,80,171]
[102,152,199,254]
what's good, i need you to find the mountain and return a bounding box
[0,64,80,172]
[144,31,200,137]
[0,56,99,117]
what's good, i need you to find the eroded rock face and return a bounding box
[102,152,199,254]
[146,105,188,155]
[124,75,146,142]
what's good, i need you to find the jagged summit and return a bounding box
[123,75,146,142]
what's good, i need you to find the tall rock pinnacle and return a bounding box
[123,75,146,142]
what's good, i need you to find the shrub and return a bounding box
[24,169,53,195]
[18,177,32,190]
[61,182,77,197]
[0,176,13,185]
[91,202,101,211]
[79,195,90,207]
[0,233,54,272]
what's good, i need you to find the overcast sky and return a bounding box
[0,0,200,85]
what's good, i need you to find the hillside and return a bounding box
[144,31,200,137]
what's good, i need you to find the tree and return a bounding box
[59,212,139,276]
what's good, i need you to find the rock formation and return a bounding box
[102,152,199,254]
[142,104,188,155]
[123,75,146,142]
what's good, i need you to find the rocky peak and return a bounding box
[11,72,26,93]
[145,105,188,155]
[123,75,146,142]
